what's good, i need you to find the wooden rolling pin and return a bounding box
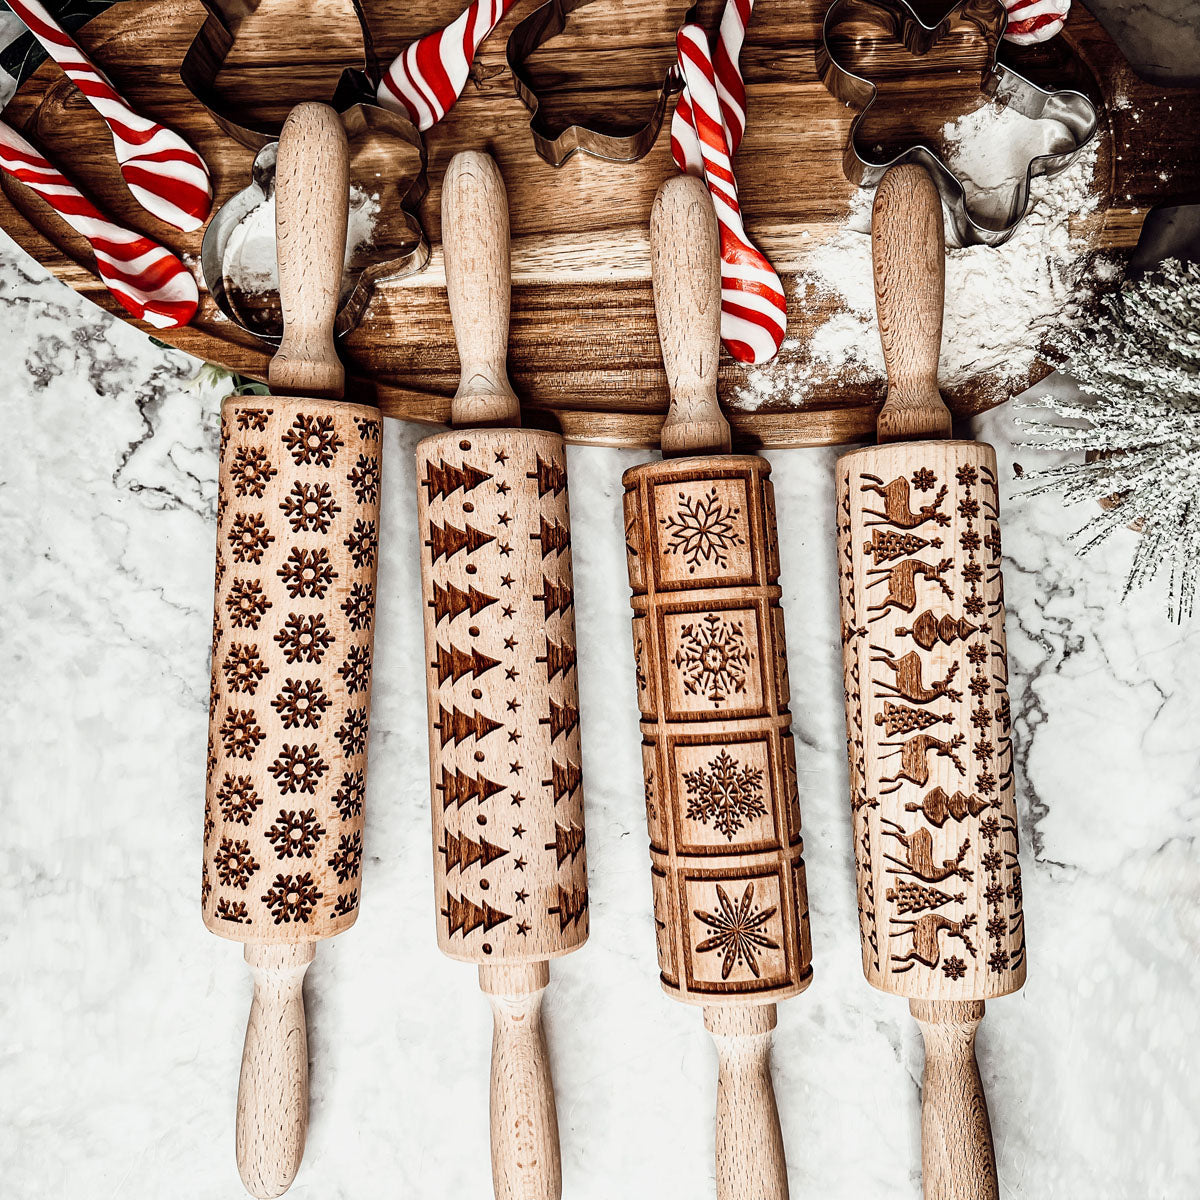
[415,150,588,1200]
[623,174,812,1199]
[837,163,1026,1199]
[202,103,381,1199]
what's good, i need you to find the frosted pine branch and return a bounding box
[1017,259,1200,621]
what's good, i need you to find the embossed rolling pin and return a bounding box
[837,163,1025,1200]
[623,174,812,1200]
[415,150,588,1200]
[202,103,382,1200]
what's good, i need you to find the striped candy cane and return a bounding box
[377,0,518,131]
[672,17,787,365]
[0,121,198,329]
[7,0,212,232]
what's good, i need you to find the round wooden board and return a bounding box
[1,0,1197,447]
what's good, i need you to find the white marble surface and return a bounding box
[3,7,1200,1200]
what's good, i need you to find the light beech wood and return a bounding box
[417,151,585,1200]
[203,102,381,1198]
[837,164,1025,1200]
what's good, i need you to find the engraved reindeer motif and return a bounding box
[890,913,978,972]
[880,817,973,883]
[871,649,961,704]
[878,732,966,792]
[866,558,954,618]
[861,474,951,529]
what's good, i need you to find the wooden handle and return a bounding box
[651,174,729,457]
[236,942,314,1199]
[705,1005,789,1200]
[480,962,561,1200]
[910,1000,999,1200]
[443,150,519,428]
[872,164,952,443]
[269,103,348,400]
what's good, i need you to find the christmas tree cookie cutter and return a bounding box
[200,103,430,343]
[817,0,1099,246]
[506,0,689,166]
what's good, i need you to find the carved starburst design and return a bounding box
[693,882,779,980]
[661,487,745,573]
[673,613,752,704]
[683,749,766,840]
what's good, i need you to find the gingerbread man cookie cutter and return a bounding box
[817,0,1099,246]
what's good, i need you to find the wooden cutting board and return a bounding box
[1,0,1197,447]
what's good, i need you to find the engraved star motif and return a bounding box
[508,729,522,743]
[506,697,520,712]
[498,511,511,526]
[509,761,523,775]
[515,889,529,903]
[495,450,509,465]
[514,856,527,871]
[512,824,526,839]
[500,573,514,588]
[510,792,525,807]
[502,605,515,619]
[505,665,518,679]
[516,920,530,935]
[504,635,517,650]
[496,481,511,496]
[498,542,513,556]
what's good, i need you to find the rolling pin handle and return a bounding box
[704,1004,789,1200]
[236,941,315,1199]
[479,961,561,1200]
[910,999,999,1200]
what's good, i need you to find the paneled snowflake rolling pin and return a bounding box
[837,163,1025,1200]
[202,103,382,1200]
[415,150,588,1200]
[623,174,812,1200]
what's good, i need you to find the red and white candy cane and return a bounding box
[0,121,198,329]
[672,15,787,365]
[1003,0,1070,44]
[377,0,518,131]
[7,0,211,232]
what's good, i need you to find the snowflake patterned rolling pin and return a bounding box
[415,150,587,1200]
[202,104,382,1200]
[837,164,1025,1200]
[623,175,812,1200]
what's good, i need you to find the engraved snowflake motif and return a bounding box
[214,837,260,890]
[661,487,745,573]
[911,468,936,492]
[341,583,374,632]
[266,807,327,858]
[981,850,1003,874]
[335,708,369,757]
[683,749,767,840]
[355,415,381,441]
[236,408,272,432]
[979,815,1001,843]
[281,480,342,534]
[283,414,343,467]
[333,890,359,917]
[229,512,275,564]
[201,863,212,907]
[277,546,337,599]
[271,678,331,729]
[347,454,381,504]
[986,914,1008,940]
[269,744,330,795]
[216,773,263,825]
[230,446,277,498]
[274,613,334,664]
[692,883,780,980]
[963,593,985,617]
[673,613,752,704]
[988,947,1011,973]
[225,579,272,629]
[338,645,372,695]
[216,897,251,923]
[221,643,268,694]
[334,770,366,820]
[262,871,323,924]
[956,464,978,488]
[942,955,967,980]
[328,831,363,883]
[219,709,265,759]
[343,518,377,569]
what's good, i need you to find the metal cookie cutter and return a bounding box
[816,0,1099,246]
[507,0,690,166]
[201,103,430,342]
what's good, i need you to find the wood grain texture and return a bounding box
[1,0,1196,446]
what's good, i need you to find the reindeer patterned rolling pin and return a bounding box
[415,150,588,1200]
[202,104,381,1200]
[838,164,1025,1200]
[623,175,812,1200]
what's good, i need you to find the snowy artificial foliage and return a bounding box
[1017,259,1200,621]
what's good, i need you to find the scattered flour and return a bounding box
[732,101,1108,411]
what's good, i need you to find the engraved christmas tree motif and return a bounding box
[683,748,767,840]
[536,636,576,681]
[222,643,268,694]
[661,487,745,572]
[534,576,573,619]
[262,871,324,924]
[443,891,512,936]
[528,454,567,497]
[540,698,580,741]
[894,610,980,650]
[426,519,496,563]
[442,829,509,872]
[433,643,501,685]
[531,515,570,558]
[673,613,752,704]
[421,458,492,501]
[229,512,276,564]
[430,580,498,623]
[885,879,966,914]
[693,882,780,980]
[281,480,341,534]
[274,613,334,664]
[436,765,506,810]
[542,758,582,805]
[873,701,952,735]
[905,787,990,827]
[434,704,504,746]
[862,528,943,564]
[283,414,343,466]
[548,882,588,931]
[545,821,586,866]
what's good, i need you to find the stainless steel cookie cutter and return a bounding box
[201,103,430,342]
[816,0,1099,246]
[506,0,691,166]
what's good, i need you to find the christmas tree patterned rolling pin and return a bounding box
[837,163,1026,1200]
[202,104,382,1200]
[415,150,588,1200]
[623,174,812,1200]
